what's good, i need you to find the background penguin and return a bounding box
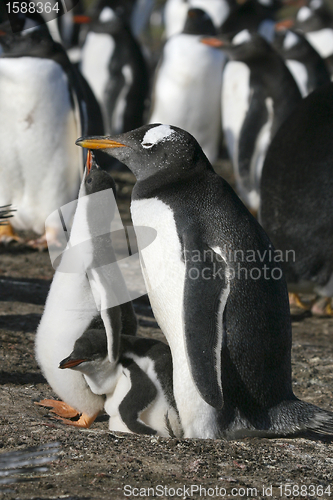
[202,30,302,212]
[294,0,333,70]
[273,28,331,97]
[77,123,333,439]
[163,0,234,38]
[0,12,104,249]
[80,5,149,135]
[59,328,183,437]
[35,151,137,428]
[220,0,282,41]
[149,8,225,164]
[260,83,333,316]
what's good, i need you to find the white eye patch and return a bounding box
[99,7,116,23]
[141,125,175,149]
[232,29,252,46]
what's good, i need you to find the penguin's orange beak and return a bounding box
[59,359,87,369]
[73,14,91,24]
[275,19,295,31]
[201,37,225,48]
[76,137,127,150]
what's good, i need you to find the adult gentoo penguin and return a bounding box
[80,5,149,135]
[260,83,333,316]
[77,123,333,439]
[273,28,331,97]
[59,329,182,437]
[35,151,137,427]
[0,13,104,248]
[202,30,302,212]
[149,8,225,164]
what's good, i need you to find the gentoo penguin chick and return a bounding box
[260,83,333,316]
[80,6,149,135]
[202,30,302,212]
[149,8,225,164]
[0,13,104,249]
[35,151,137,428]
[273,28,331,97]
[59,329,182,437]
[77,123,333,439]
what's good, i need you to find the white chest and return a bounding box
[222,61,251,166]
[81,32,115,105]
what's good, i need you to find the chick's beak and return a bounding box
[76,137,127,150]
[59,358,87,369]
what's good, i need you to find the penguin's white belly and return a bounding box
[81,32,115,106]
[35,272,104,416]
[305,29,333,59]
[286,60,308,97]
[222,61,251,171]
[0,57,81,234]
[131,198,219,438]
[149,35,225,164]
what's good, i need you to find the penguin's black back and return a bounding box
[260,83,333,286]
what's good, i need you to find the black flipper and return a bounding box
[118,359,158,435]
[183,233,229,410]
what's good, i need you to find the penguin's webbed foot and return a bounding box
[27,227,63,251]
[311,297,333,317]
[35,399,98,428]
[289,293,315,310]
[52,412,99,429]
[35,399,80,419]
[0,223,24,245]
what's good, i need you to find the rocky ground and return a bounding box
[1,169,333,500]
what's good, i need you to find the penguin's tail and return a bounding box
[268,399,333,436]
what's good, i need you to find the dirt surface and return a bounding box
[1,169,333,500]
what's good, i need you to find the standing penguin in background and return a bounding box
[163,0,234,38]
[273,28,331,97]
[294,0,333,68]
[202,30,302,212]
[80,5,149,135]
[59,328,183,437]
[0,13,104,248]
[260,83,333,316]
[35,151,137,427]
[77,123,333,439]
[149,8,225,164]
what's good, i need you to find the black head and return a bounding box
[59,329,108,369]
[0,12,53,55]
[76,124,211,183]
[182,8,217,36]
[202,29,273,62]
[84,150,116,197]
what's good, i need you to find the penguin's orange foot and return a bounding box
[52,412,99,429]
[27,228,64,251]
[0,222,22,245]
[311,297,333,317]
[289,293,315,310]
[35,399,80,419]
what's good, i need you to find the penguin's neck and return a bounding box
[81,357,123,396]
